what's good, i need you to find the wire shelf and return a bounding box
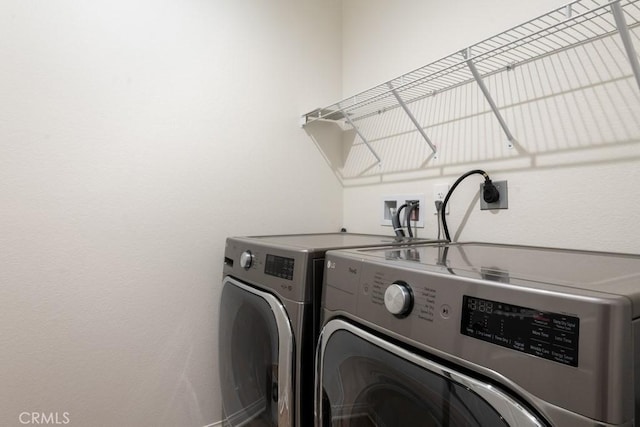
[303,0,640,147]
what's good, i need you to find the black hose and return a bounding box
[441,169,490,242]
[392,203,407,237]
[405,202,418,238]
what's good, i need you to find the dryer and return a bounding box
[219,233,431,427]
[317,242,640,426]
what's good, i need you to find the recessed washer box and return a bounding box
[380,194,425,228]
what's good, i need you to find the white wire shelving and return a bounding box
[302,0,640,164]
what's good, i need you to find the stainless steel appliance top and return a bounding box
[340,242,640,312]
[235,232,419,253]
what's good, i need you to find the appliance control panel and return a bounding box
[461,295,580,366]
[323,252,627,372]
[264,254,295,280]
[224,239,308,301]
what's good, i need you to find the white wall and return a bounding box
[0,1,342,426]
[340,0,640,254]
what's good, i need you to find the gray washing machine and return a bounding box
[219,233,433,427]
[317,242,640,426]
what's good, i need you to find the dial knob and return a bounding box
[384,281,413,316]
[239,250,254,269]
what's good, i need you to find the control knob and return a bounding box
[384,281,413,317]
[239,250,254,269]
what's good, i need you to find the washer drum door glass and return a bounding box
[320,327,541,427]
[219,280,287,427]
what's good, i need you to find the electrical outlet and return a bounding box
[480,180,508,210]
[433,184,450,214]
[380,194,425,228]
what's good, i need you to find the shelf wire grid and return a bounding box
[304,0,640,125]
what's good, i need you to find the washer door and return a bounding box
[219,277,293,426]
[317,319,545,427]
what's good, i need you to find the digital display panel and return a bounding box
[264,254,295,280]
[461,295,579,367]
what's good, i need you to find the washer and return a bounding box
[317,242,640,426]
[219,233,432,427]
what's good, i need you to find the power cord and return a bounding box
[440,169,500,242]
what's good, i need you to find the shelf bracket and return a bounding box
[387,82,438,157]
[339,103,382,166]
[462,48,515,149]
[611,1,640,92]
[564,4,573,19]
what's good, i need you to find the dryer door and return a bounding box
[317,319,545,427]
[219,277,293,427]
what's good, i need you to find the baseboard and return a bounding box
[202,420,225,427]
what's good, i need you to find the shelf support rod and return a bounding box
[387,83,437,155]
[339,103,382,166]
[462,48,515,149]
[611,1,640,92]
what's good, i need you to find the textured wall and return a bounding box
[0,1,342,426]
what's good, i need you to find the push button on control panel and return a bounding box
[440,304,452,319]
